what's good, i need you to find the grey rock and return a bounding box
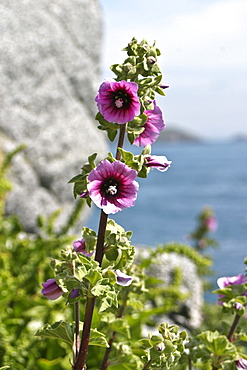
[137,249,203,330]
[0,0,108,232]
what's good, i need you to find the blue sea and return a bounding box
[86,140,247,300]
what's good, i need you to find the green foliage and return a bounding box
[139,323,187,370]
[95,112,121,142]
[35,321,75,346]
[0,212,75,369]
[36,321,109,348]
[153,243,213,277]
[188,207,218,251]
[0,144,26,216]
[213,283,247,316]
[69,152,97,203]
[0,147,89,369]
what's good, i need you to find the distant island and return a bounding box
[156,125,247,143]
[231,134,247,142]
[158,125,202,143]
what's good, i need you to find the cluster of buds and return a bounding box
[188,207,218,250]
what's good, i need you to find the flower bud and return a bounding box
[41,279,63,300]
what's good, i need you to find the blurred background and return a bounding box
[99,0,247,140]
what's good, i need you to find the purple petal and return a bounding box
[134,102,165,147]
[73,239,94,257]
[70,289,80,299]
[115,269,133,286]
[234,302,243,310]
[41,279,63,300]
[217,274,247,305]
[145,155,172,172]
[87,160,139,214]
[217,274,247,289]
[95,79,141,124]
[236,359,247,370]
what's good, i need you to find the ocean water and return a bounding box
[86,141,247,299]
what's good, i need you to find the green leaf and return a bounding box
[139,338,152,349]
[150,335,163,345]
[154,86,166,96]
[198,331,237,357]
[89,328,109,347]
[68,173,85,183]
[95,112,120,130]
[104,269,117,284]
[110,318,130,338]
[35,321,74,345]
[99,290,118,312]
[36,358,63,370]
[127,132,135,145]
[108,129,118,142]
[88,153,97,168]
[82,227,97,251]
[85,269,102,287]
[105,248,119,262]
[163,339,175,354]
[0,367,10,370]
[141,144,151,156]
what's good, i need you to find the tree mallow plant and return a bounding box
[34,38,247,370]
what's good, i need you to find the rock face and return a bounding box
[138,249,203,331]
[0,0,108,232]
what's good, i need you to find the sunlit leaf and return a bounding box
[35,321,74,345]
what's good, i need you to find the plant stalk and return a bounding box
[100,292,128,370]
[71,260,80,360]
[73,123,127,370]
[116,124,126,160]
[75,301,80,358]
[142,359,152,370]
[227,313,241,341]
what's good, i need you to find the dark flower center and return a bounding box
[103,179,118,195]
[114,90,130,109]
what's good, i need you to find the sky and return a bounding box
[98,0,247,140]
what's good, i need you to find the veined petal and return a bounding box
[41,279,63,300]
[87,160,139,214]
[145,155,172,172]
[134,101,165,147]
[95,79,141,124]
[115,269,133,286]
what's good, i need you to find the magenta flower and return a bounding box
[145,155,172,172]
[115,269,133,286]
[87,159,139,214]
[236,359,247,370]
[73,238,94,257]
[205,216,218,232]
[95,78,141,124]
[41,279,63,300]
[133,102,165,147]
[217,274,247,305]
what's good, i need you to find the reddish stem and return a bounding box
[100,296,127,370]
[73,123,127,370]
[75,301,80,358]
[227,313,240,341]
